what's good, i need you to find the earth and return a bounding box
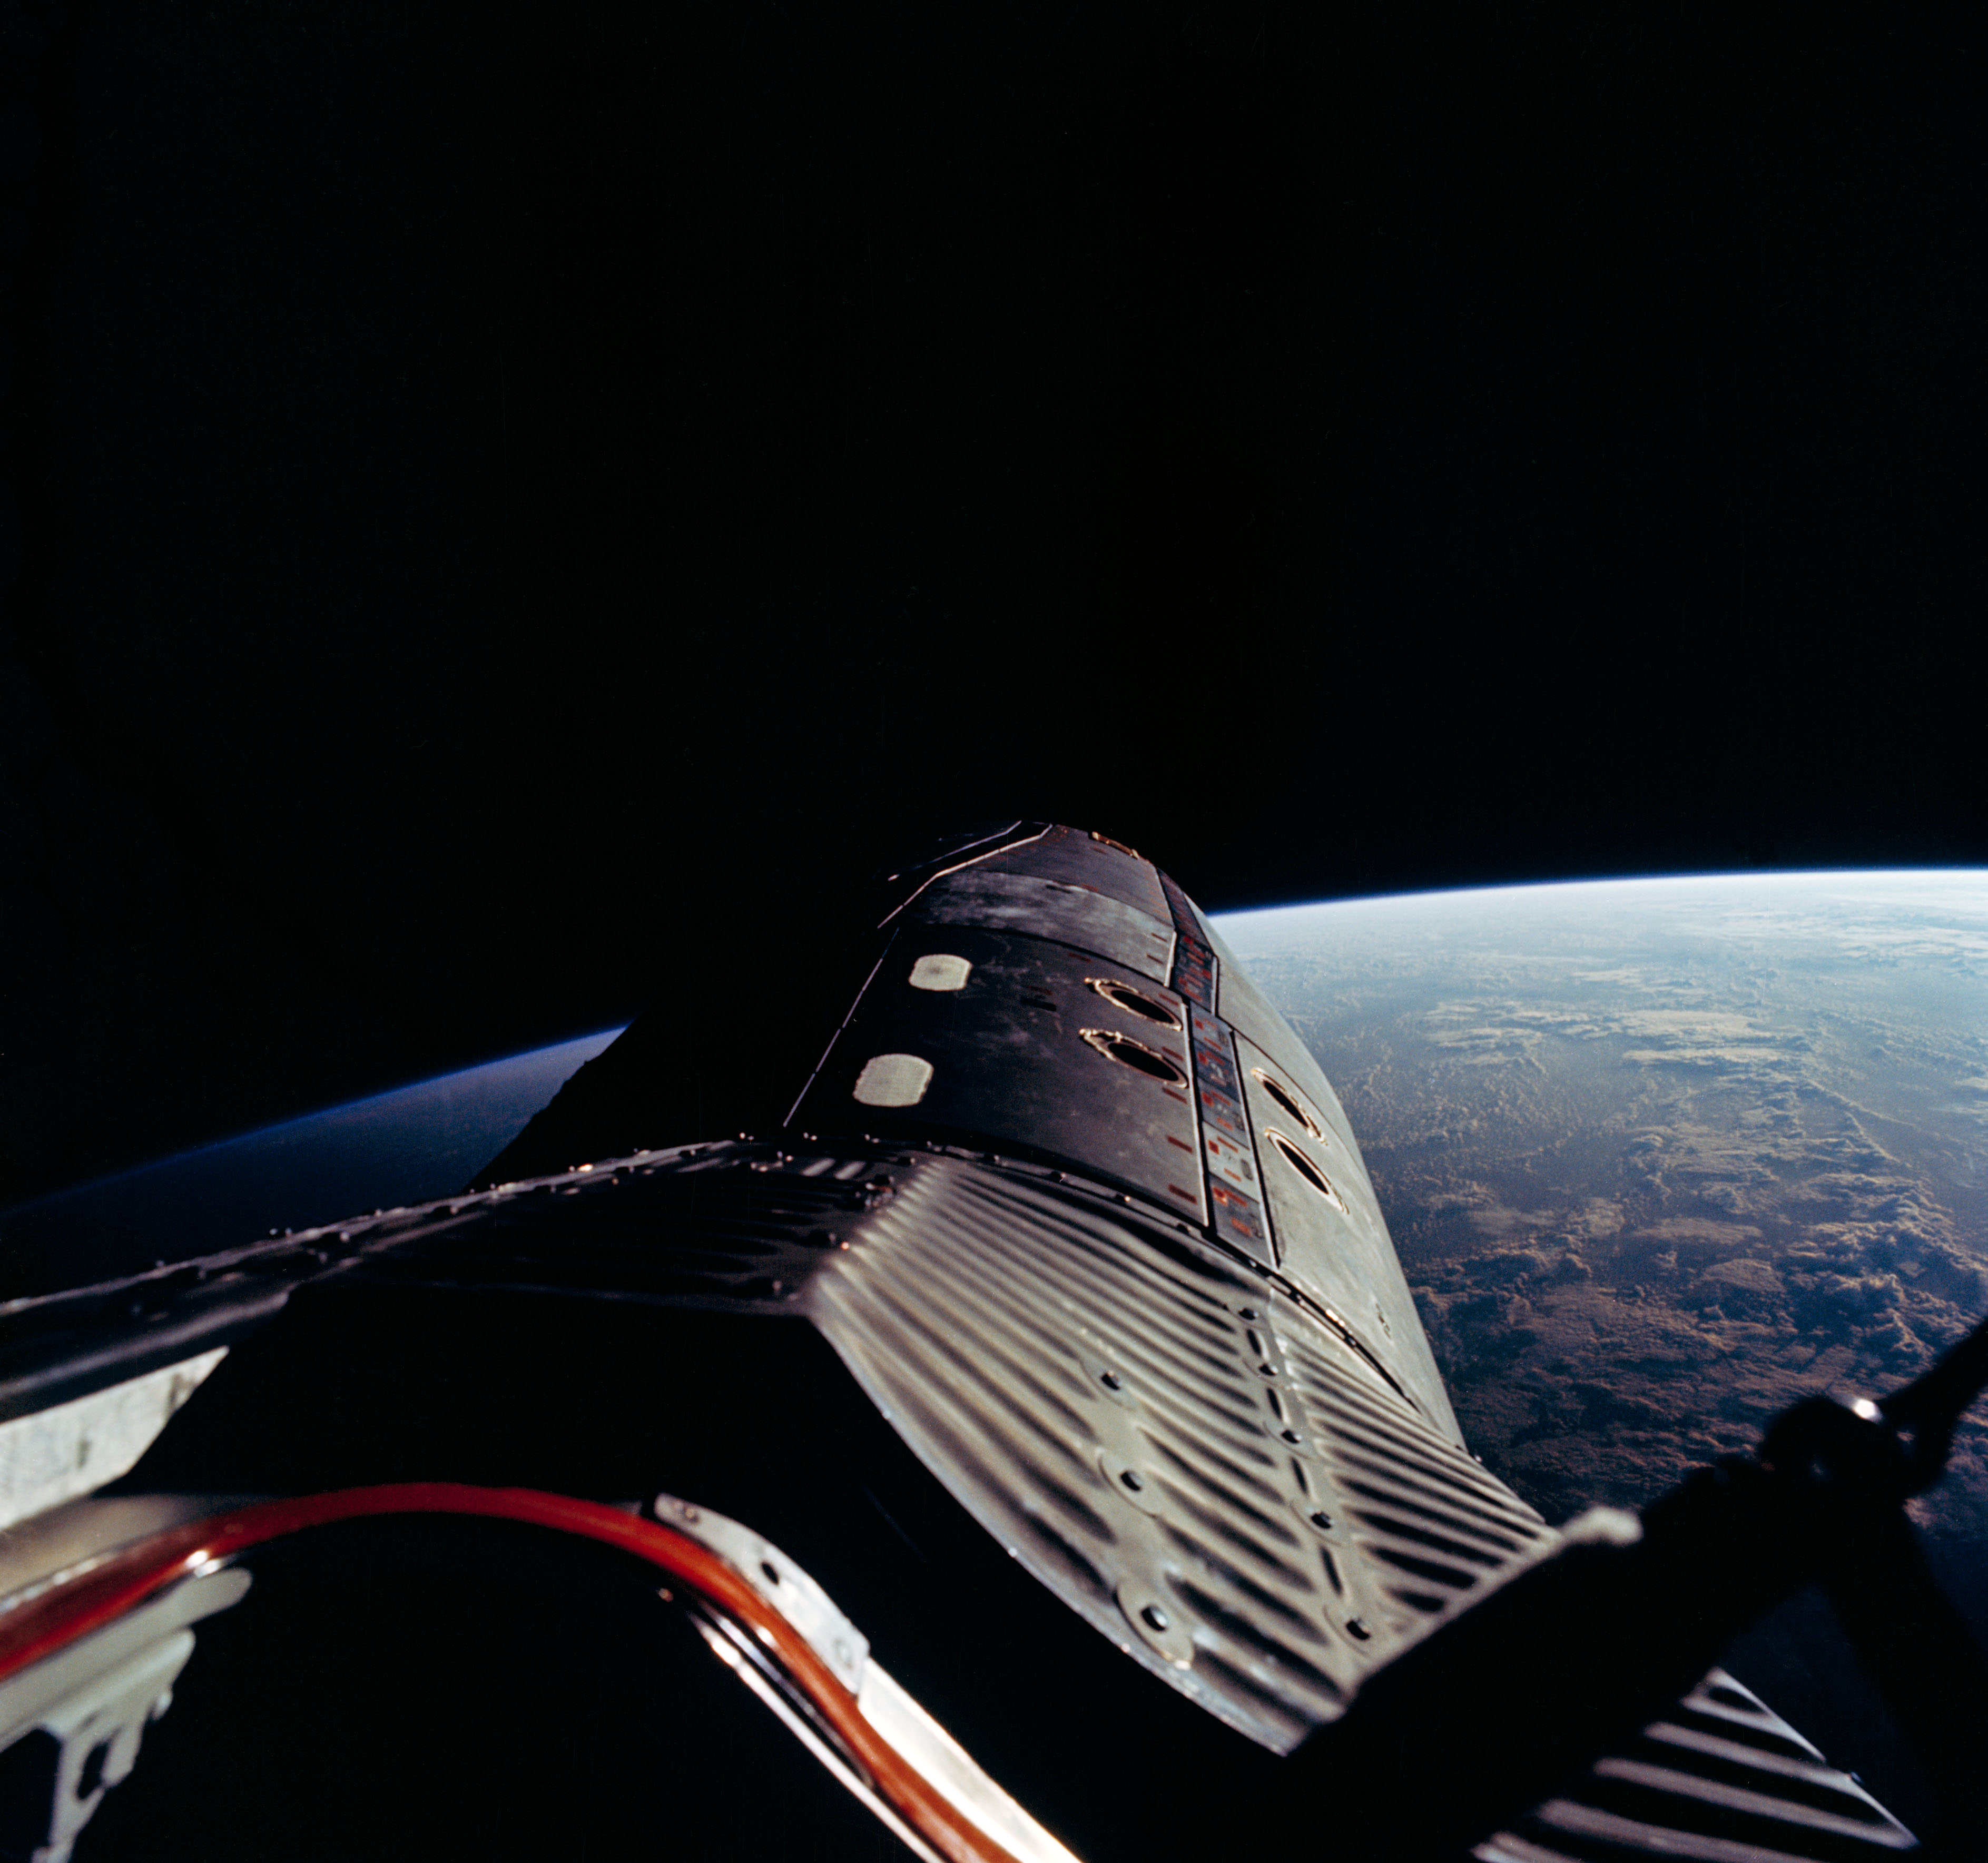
[1217,871,1988,1818]
[1215,872,1988,1541]
[11,873,1986,1820]
[0,1028,623,1297]
[25,877,1988,1539]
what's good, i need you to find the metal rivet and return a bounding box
[1310,1511,1334,1531]
[1100,1370,1124,1391]
[1346,1616,1371,1641]
[1120,1469,1146,1493]
[1141,1604,1171,1632]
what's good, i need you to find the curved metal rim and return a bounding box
[1077,1028,1187,1086]
[0,1483,1035,1863]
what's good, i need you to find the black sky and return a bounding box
[5,2,1983,1210]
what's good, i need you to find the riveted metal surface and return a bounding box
[651,1490,872,1696]
[800,1151,1556,1751]
[39,1135,1919,1848]
[792,927,1206,1223]
[325,1146,906,1310]
[1269,1300,1531,1623]
[1235,1032,1459,1443]
[235,1139,1541,1749]
[910,869,1176,983]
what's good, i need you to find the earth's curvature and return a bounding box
[1214,871,1988,1551]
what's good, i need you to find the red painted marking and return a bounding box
[0,1485,1027,1863]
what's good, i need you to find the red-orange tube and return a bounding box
[0,1484,1025,1863]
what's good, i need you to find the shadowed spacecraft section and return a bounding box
[0,825,1973,1860]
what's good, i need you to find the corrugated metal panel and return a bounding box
[305,1141,1551,1751]
[799,1151,1556,1750]
[18,1139,1924,1855]
[1477,1669,1916,1861]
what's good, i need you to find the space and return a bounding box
[4,4,1986,1853]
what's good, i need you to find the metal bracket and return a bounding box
[652,1491,1079,1863]
[0,1566,250,1862]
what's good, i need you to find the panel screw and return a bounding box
[1238,1307,1260,1322]
[1141,1604,1171,1632]
[1119,1469,1146,1493]
[1310,1511,1334,1531]
[1100,1370,1124,1391]
[1346,1616,1371,1641]
[1281,1429,1303,1445]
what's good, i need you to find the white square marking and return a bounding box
[908,954,972,992]
[854,1053,935,1107]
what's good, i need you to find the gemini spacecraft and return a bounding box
[0,824,1976,1860]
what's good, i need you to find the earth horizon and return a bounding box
[1216,869,1988,1549]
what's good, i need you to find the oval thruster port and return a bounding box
[1264,1130,1349,1212]
[1253,1069,1324,1142]
[1085,977,1182,1030]
[908,953,972,992]
[853,1053,934,1107]
[1079,1029,1187,1086]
